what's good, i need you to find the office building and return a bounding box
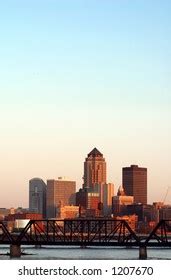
[94,183,114,215]
[76,184,114,217]
[46,177,76,218]
[76,188,100,210]
[112,186,134,216]
[122,165,147,204]
[57,205,79,219]
[79,148,114,216]
[29,178,47,217]
[83,148,106,188]
[124,203,157,223]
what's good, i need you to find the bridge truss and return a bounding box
[0,219,171,247]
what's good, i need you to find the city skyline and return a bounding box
[0,1,171,207]
[0,146,170,208]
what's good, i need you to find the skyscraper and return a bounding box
[122,165,147,204]
[79,148,114,216]
[29,178,47,217]
[83,147,106,188]
[46,177,76,218]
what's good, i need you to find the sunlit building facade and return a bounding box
[46,177,76,218]
[83,148,106,188]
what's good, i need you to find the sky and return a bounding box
[0,0,171,207]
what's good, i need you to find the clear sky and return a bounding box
[0,0,171,207]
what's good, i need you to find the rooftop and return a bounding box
[88,147,103,157]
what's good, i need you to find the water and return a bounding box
[0,245,171,260]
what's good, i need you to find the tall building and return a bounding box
[80,148,114,216]
[29,178,47,217]
[94,183,114,215]
[46,177,76,218]
[83,147,106,188]
[122,165,147,204]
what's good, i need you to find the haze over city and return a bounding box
[0,1,171,207]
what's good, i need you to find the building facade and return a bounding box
[93,183,114,215]
[46,178,76,218]
[122,165,147,204]
[76,183,114,216]
[76,188,100,210]
[83,148,106,188]
[57,205,79,219]
[29,178,47,217]
[112,194,134,216]
[78,148,114,216]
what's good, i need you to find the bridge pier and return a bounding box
[80,245,87,248]
[10,244,21,258]
[35,245,41,249]
[139,246,147,259]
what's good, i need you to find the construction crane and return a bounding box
[163,186,171,204]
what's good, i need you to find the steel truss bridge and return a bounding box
[0,219,171,248]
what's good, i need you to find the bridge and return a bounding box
[0,219,171,259]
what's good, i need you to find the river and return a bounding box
[0,246,171,260]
